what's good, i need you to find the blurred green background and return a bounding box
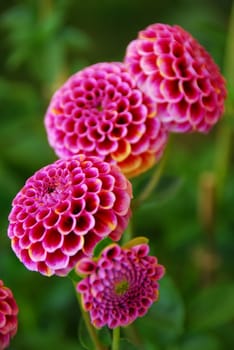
[0,0,234,349]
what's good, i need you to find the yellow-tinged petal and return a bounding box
[111,139,131,162]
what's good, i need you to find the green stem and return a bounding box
[72,281,107,350]
[133,137,171,209]
[112,327,120,350]
[137,153,167,204]
[124,149,168,243]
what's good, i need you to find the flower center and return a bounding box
[47,185,56,194]
[114,279,129,295]
[97,104,103,112]
[39,174,71,207]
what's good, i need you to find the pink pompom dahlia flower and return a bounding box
[124,23,226,133]
[0,280,18,349]
[76,243,165,329]
[8,155,132,277]
[44,62,168,178]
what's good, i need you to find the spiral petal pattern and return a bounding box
[44,62,168,178]
[76,243,165,328]
[8,155,132,276]
[124,23,226,133]
[0,280,18,350]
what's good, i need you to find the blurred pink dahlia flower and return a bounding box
[76,243,165,329]
[44,62,168,178]
[0,280,18,349]
[8,155,132,277]
[124,23,226,133]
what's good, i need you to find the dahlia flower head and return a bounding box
[124,23,226,133]
[76,242,165,329]
[8,155,132,277]
[0,280,18,350]
[44,62,168,178]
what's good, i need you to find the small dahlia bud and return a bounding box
[76,243,165,329]
[8,155,132,277]
[44,62,168,178]
[124,23,226,133]
[0,280,18,349]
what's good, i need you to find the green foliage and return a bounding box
[135,276,185,347]
[0,0,233,349]
[166,334,221,350]
[79,322,111,350]
[188,282,234,331]
[0,1,91,84]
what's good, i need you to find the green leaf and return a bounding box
[93,236,114,257]
[188,282,234,331]
[68,268,82,284]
